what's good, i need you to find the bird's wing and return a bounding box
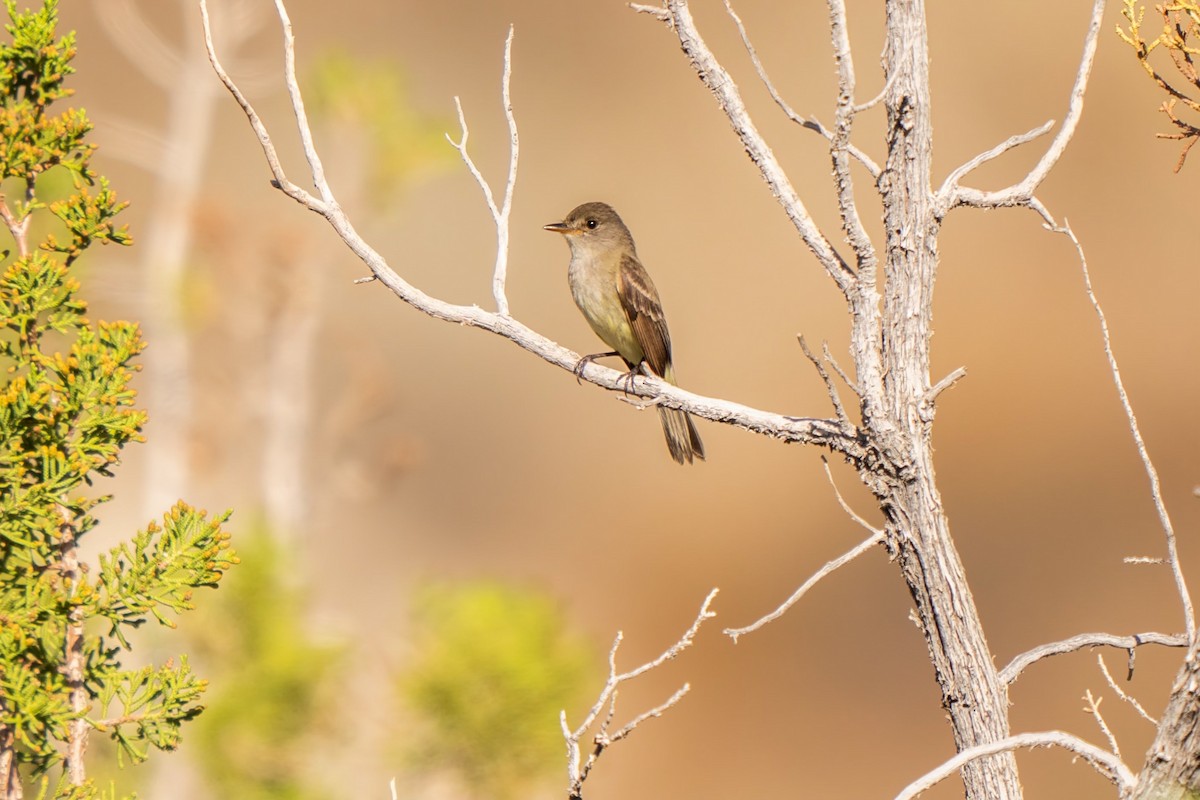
[617,253,673,377]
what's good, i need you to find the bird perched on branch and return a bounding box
[544,201,704,465]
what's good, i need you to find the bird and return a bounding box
[544,201,704,465]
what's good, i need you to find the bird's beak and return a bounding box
[543,221,573,234]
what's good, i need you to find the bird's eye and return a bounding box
[585,218,598,229]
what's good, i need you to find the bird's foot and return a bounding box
[573,351,622,385]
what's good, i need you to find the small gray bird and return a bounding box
[544,202,704,465]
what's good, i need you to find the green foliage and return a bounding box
[189,530,341,800]
[0,2,236,797]
[398,582,596,800]
[306,47,451,203]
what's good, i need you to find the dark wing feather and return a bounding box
[616,253,673,377]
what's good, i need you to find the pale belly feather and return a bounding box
[568,257,644,366]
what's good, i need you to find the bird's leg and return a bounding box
[574,351,622,385]
[614,362,651,398]
[616,370,636,397]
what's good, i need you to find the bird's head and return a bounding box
[543,201,635,257]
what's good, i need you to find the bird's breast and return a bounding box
[568,255,644,365]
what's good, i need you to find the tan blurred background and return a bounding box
[57,1,1200,797]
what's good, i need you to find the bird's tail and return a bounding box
[658,405,705,465]
[656,363,704,465]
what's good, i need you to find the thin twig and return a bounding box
[725,530,883,642]
[820,456,883,537]
[822,341,861,398]
[939,0,1105,216]
[640,0,856,296]
[562,590,718,799]
[826,0,878,276]
[893,731,1135,800]
[850,65,900,114]
[1097,653,1157,725]
[1027,195,1058,228]
[925,366,967,405]
[1058,219,1195,641]
[496,27,518,315]
[1083,689,1120,760]
[1000,631,1186,685]
[721,0,802,122]
[798,335,849,427]
[608,683,690,743]
[272,0,332,205]
[806,116,882,178]
[721,0,881,178]
[445,27,518,316]
[628,3,669,22]
[936,121,1054,202]
[198,0,325,211]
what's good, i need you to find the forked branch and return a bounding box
[937,0,1106,222]
[894,731,1135,800]
[1001,631,1186,686]
[632,0,855,296]
[562,590,718,799]
[197,0,871,462]
[445,25,518,316]
[720,0,883,179]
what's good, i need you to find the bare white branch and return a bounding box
[820,456,882,537]
[893,731,1135,800]
[198,0,325,211]
[822,341,860,398]
[722,0,882,179]
[938,0,1105,217]
[201,0,875,461]
[496,28,519,315]
[445,27,518,316]
[562,590,718,800]
[922,366,968,424]
[1083,689,1120,760]
[640,0,885,437]
[725,530,883,642]
[850,65,900,115]
[1097,653,1158,725]
[926,366,967,404]
[608,683,691,744]
[1059,219,1196,641]
[936,121,1054,201]
[721,0,802,124]
[1027,195,1058,228]
[629,3,670,21]
[640,0,856,296]
[271,0,334,205]
[1001,631,1186,686]
[826,0,878,275]
[798,336,850,428]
